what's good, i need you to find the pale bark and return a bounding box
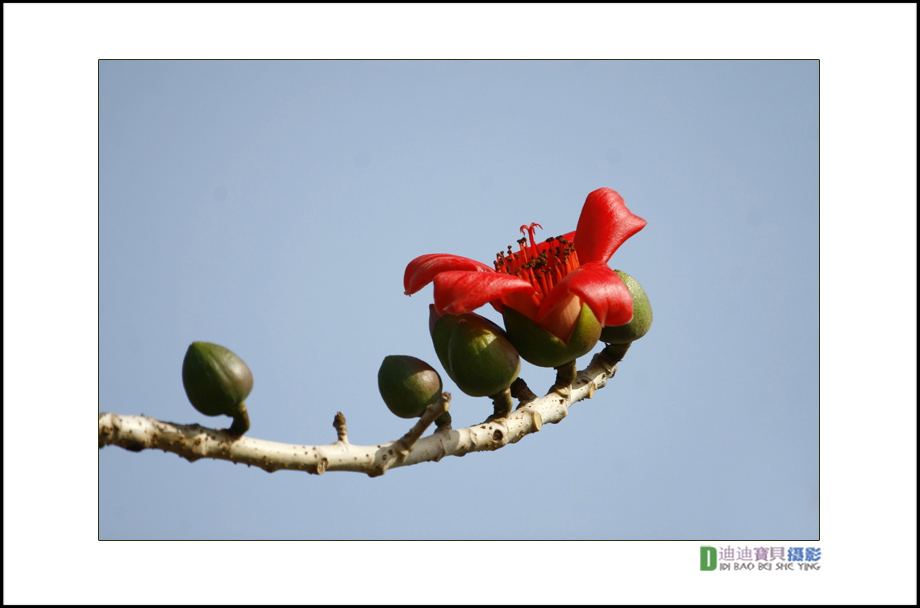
[99,350,619,477]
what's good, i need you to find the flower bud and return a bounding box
[502,302,602,368]
[430,307,520,398]
[377,355,443,419]
[182,341,253,434]
[600,270,653,344]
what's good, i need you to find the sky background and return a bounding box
[98,59,819,540]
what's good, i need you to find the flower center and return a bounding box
[493,222,581,302]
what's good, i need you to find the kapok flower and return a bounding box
[404,188,646,363]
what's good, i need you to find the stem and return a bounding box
[489,387,514,419]
[601,341,632,365]
[434,411,452,431]
[383,393,452,473]
[550,360,578,394]
[510,377,538,406]
[228,403,250,436]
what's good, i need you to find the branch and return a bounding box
[99,350,620,477]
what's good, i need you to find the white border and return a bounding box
[4,3,916,604]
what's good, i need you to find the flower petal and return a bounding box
[574,188,647,264]
[537,262,634,327]
[404,253,495,295]
[499,289,541,321]
[433,270,535,316]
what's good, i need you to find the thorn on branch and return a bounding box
[333,411,348,443]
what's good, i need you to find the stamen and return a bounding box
[524,266,538,286]
[568,248,580,272]
[538,269,551,296]
[495,223,580,301]
[517,237,530,264]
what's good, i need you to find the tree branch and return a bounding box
[99,351,620,477]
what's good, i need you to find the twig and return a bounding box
[99,351,619,477]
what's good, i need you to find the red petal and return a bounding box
[500,289,540,320]
[433,270,535,315]
[404,253,494,295]
[574,188,647,264]
[537,262,633,327]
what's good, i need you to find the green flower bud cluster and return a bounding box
[177,274,650,433]
[376,309,521,423]
[379,273,651,422]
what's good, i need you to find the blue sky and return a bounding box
[5,4,916,605]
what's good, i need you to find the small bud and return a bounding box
[447,318,521,398]
[377,355,443,419]
[502,302,602,368]
[430,307,521,398]
[182,341,253,434]
[600,270,653,344]
[429,306,511,384]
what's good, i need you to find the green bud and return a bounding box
[429,305,509,387]
[502,302,602,368]
[446,317,521,397]
[182,341,253,434]
[600,270,653,344]
[377,355,443,419]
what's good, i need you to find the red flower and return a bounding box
[404,188,647,343]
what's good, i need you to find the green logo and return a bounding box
[700,546,717,571]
